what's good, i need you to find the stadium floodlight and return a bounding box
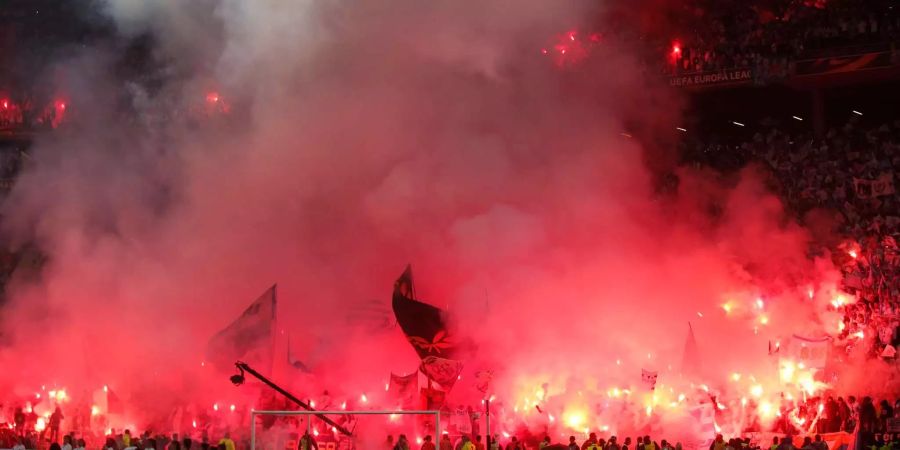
[230,366,245,386]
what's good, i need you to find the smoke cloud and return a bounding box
[0,0,875,440]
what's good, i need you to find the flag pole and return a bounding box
[235,362,353,436]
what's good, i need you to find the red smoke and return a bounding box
[0,0,889,444]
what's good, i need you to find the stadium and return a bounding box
[0,0,898,449]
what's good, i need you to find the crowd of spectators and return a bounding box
[682,114,900,360]
[660,0,900,75]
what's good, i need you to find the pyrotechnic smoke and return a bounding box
[0,0,877,439]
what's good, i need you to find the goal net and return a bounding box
[250,410,440,450]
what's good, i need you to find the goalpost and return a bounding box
[250,410,441,450]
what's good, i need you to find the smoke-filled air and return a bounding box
[0,0,894,448]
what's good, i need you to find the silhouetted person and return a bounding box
[49,407,64,443]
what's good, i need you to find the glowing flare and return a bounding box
[848,250,858,259]
[756,298,764,309]
[213,403,219,411]
[548,414,555,423]
[229,404,235,412]
[721,303,732,314]
[103,385,108,393]
[645,405,652,416]
[35,418,46,432]
[780,361,796,382]
[831,295,847,308]
[731,373,741,382]
[854,331,864,339]
[562,410,586,429]
[750,385,763,398]
[758,315,769,325]
[192,421,197,428]
[341,401,347,410]
[758,401,774,418]
[360,394,368,403]
[808,289,814,299]
[798,376,817,396]
[91,405,100,416]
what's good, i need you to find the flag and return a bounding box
[641,369,658,391]
[392,265,463,386]
[474,370,495,394]
[420,356,464,390]
[286,333,310,373]
[389,372,419,409]
[689,402,717,446]
[420,387,446,410]
[681,322,701,376]
[107,387,123,415]
[206,285,277,370]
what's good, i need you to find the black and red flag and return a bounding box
[392,265,463,390]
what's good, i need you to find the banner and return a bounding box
[669,68,752,87]
[641,369,659,391]
[795,51,896,75]
[787,334,831,369]
[888,417,900,433]
[450,408,472,435]
[743,432,853,450]
[206,285,276,370]
[853,173,895,199]
[389,372,419,409]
